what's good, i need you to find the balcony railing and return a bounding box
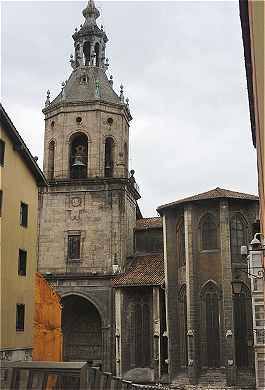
[2,362,170,390]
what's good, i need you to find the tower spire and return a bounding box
[82,0,100,26]
[72,0,108,69]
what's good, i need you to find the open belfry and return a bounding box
[38,0,140,371]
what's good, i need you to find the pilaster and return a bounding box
[184,204,199,384]
[220,200,236,386]
[153,287,161,382]
[163,212,178,381]
[115,288,123,377]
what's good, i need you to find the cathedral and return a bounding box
[38,1,259,387]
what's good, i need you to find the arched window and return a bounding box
[233,284,253,368]
[83,41,91,66]
[176,219,185,267]
[94,42,100,67]
[201,214,218,250]
[124,142,128,173]
[104,137,114,177]
[178,285,187,366]
[200,281,220,367]
[69,133,88,179]
[230,214,247,262]
[48,140,55,180]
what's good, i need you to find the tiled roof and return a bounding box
[135,217,162,230]
[157,187,258,212]
[112,253,164,287]
[46,67,122,109]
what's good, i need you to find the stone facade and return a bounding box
[158,190,259,388]
[38,0,139,372]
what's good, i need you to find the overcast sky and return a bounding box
[2,1,258,216]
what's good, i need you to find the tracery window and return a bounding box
[178,285,187,366]
[201,214,218,250]
[177,219,185,267]
[200,281,220,367]
[230,214,247,262]
[233,284,253,367]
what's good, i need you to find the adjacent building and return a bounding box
[157,187,259,388]
[240,0,265,236]
[113,217,166,382]
[239,2,265,387]
[0,104,46,362]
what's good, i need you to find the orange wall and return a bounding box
[33,273,62,361]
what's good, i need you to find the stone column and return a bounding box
[115,288,123,377]
[184,205,199,384]
[220,200,236,386]
[162,212,178,382]
[102,322,112,372]
[153,287,161,382]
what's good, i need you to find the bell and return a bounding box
[72,155,86,167]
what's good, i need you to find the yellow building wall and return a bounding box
[0,125,38,352]
[33,273,62,361]
[248,1,265,235]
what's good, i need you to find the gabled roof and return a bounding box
[135,217,162,231]
[112,253,164,287]
[157,187,258,213]
[0,104,47,186]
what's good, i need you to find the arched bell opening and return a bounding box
[94,42,100,67]
[104,137,114,177]
[124,142,128,175]
[48,140,55,180]
[83,41,91,66]
[62,295,102,365]
[69,132,88,179]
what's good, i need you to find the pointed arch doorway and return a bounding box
[62,295,102,365]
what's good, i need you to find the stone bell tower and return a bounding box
[38,0,140,370]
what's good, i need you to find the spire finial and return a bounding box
[82,0,100,24]
[120,84,124,103]
[45,90,50,107]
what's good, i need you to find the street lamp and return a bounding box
[231,278,243,295]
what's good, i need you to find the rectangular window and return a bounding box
[68,235,81,260]
[16,304,25,331]
[18,249,27,276]
[20,202,28,227]
[0,139,5,166]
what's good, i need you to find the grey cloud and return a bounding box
[2,1,257,216]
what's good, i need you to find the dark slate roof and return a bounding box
[157,187,258,212]
[112,253,164,287]
[135,217,162,231]
[49,66,121,107]
[0,104,47,186]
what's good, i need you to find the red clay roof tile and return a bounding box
[112,253,164,287]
